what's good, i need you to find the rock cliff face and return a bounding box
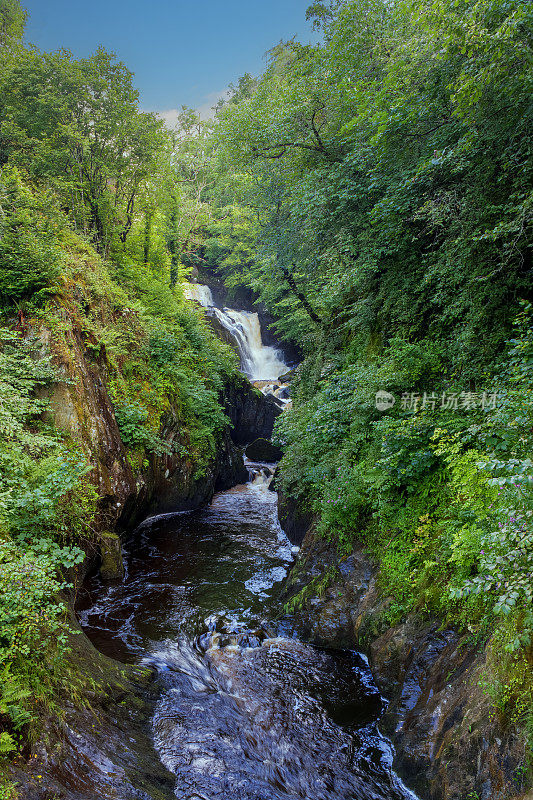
[279,510,530,800]
[40,323,136,533]
[45,332,243,532]
[222,378,282,446]
[277,490,315,546]
[39,319,275,557]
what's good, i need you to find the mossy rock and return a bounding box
[99,531,124,581]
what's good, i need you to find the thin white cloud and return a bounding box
[156,108,181,128]
[197,87,231,119]
[154,87,231,129]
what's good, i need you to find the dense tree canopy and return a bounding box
[0,0,25,49]
[204,0,532,368]
[0,46,166,254]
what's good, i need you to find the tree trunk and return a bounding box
[281,264,322,326]
[143,210,153,265]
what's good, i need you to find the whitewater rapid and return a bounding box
[183,282,288,381]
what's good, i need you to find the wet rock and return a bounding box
[222,377,282,445]
[203,307,241,356]
[98,531,124,581]
[278,369,295,382]
[245,438,282,462]
[277,489,314,545]
[19,284,296,800]
[42,319,250,530]
[8,618,176,800]
[120,424,248,521]
[195,266,301,361]
[279,513,531,800]
[42,325,136,533]
[312,596,352,646]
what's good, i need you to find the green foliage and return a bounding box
[480,614,533,737]
[0,167,63,304]
[124,207,171,275]
[114,401,171,455]
[447,306,533,630]
[0,0,239,776]
[0,540,73,670]
[275,303,533,734]
[0,329,95,546]
[0,777,18,800]
[200,0,531,364]
[0,0,25,50]
[0,166,238,764]
[0,45,166,253]
[283,566,338,614]
[203,204,258,284]
[0,329,90,752]
[104,247,235,471]
[168,0,533,742]
[0,0,530,772]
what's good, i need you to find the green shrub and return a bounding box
[114,400,171,455]
[0,329,89,753]
[0,776,18,800]
[276,303,533,736]
[0,168,63,304]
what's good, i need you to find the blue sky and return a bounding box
[23,0,317,121]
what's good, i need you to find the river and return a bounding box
[76,284,419,799]
[77,471,418,800]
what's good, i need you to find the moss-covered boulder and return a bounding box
[98,531,124,581]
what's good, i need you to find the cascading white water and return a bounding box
[183,283,214,306]
[183,282,288,381]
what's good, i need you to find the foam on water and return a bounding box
[77,478,420,800]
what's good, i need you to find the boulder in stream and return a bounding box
[99,531,124,581]
[245,438,282,462]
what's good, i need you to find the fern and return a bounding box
[0,672,31,732]
[0,732,16,756]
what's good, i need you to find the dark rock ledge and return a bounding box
[278,504,531,800]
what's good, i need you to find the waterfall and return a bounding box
[183,282,288,381]
[183,283,214,306]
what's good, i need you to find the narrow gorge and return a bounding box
[8,285,422,800]
[4,273,531,800]
[1,2,531,799]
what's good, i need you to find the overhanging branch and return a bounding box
[280,264,322,326]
